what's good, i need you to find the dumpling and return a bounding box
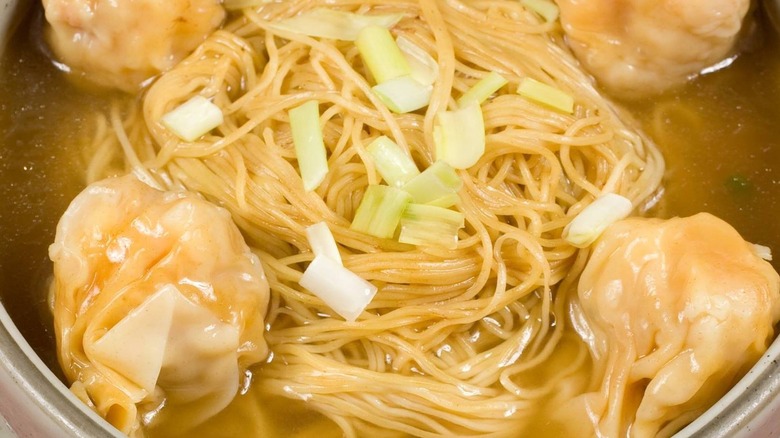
[571,213,780,437]
[557,0,750,96]
[42,0,225,91]
[48,175,270,436]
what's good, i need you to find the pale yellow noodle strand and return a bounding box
[82,1,665,436]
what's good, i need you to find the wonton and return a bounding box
[570,213,780,437]
[48,175,270,436]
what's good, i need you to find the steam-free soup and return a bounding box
[2,3,780,437]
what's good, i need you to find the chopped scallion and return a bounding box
[372,75,433,114]
[396,36,439,86]
[398,204,465,249]
[402,161,462,207]
[289,101,329,191]
[753,244,773,261]
[356,25,411,84]
[517,77,574,114]
[425,192,461,208]
[350,185,412,239]
[305,222,343,266]
[521,0,560,23]
[299,254,378,322]
[268,8,404,41]
[433,101,486,169]
[160,96,223,142]
[563,194,633,248]
[366,136,420,188]
[457,71,508,107]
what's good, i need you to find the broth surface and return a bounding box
[0,8,100,373]
[1,5,780,437]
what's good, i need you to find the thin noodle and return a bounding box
[81,0,664,436]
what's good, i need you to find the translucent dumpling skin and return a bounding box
[48,175,270,436]
[575,213,780,437]
[557,0,750,96]
[42,0,225,91]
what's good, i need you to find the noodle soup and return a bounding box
[1,2,779,437]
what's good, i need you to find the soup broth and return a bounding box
[2,4,780,437]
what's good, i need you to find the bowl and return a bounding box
[0,1,778,436]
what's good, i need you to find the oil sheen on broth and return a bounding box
[1,6,779,437]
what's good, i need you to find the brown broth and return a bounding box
[2,4,780,437]
[0,7,106,374]
[627,20,780,257]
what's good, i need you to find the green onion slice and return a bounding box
[402,161,462,207]
[434,101,486,169]
[563,193,633,247]
[517,77,574,114]
[289,100,329,191]
[269,8,404,41]
[350,185,412,239]
[753,244,773,261]
[372,75,433,114]
[457,71,508,107]
[305,221,343,266]
[160,96,223,142]
[398,204,465,249]
[356,25,411,84]
[396,36,439,86]
[424,193,461,209]
[366,136,420,188]
[521,0,560,23]
[299,254,378,322]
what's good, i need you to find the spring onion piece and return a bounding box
[457,71,508,107]
[396,36,439,86]
[268,8,404,41]
[372,75,433,114]
[356,26,432,113]
[753,244,773,261]
[402,161,462,207]
[351,185,412,239]
[425,192,461,208]
[356,25,411,84]
[299,254,378,322]
[433,101,486,169]
[518,77,574,114]
[398,204,465,249]
[289,100,329,191]
[367,136,420,188]
[563,194,633,248]
[160,96,223,142]
[521,0,560,23]
[305,222,343,266]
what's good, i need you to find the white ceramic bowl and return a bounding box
[0,1,779,436]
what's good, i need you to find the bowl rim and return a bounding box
[675,332,780,437]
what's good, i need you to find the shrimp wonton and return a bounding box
[48,175,270,436]
[571,213,780,437]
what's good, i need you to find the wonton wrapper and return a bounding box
[569,213,780,437]
[49,175,270,436]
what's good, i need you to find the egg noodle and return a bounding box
[82,0,664,435]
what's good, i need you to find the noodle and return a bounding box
[84,0,664,436]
